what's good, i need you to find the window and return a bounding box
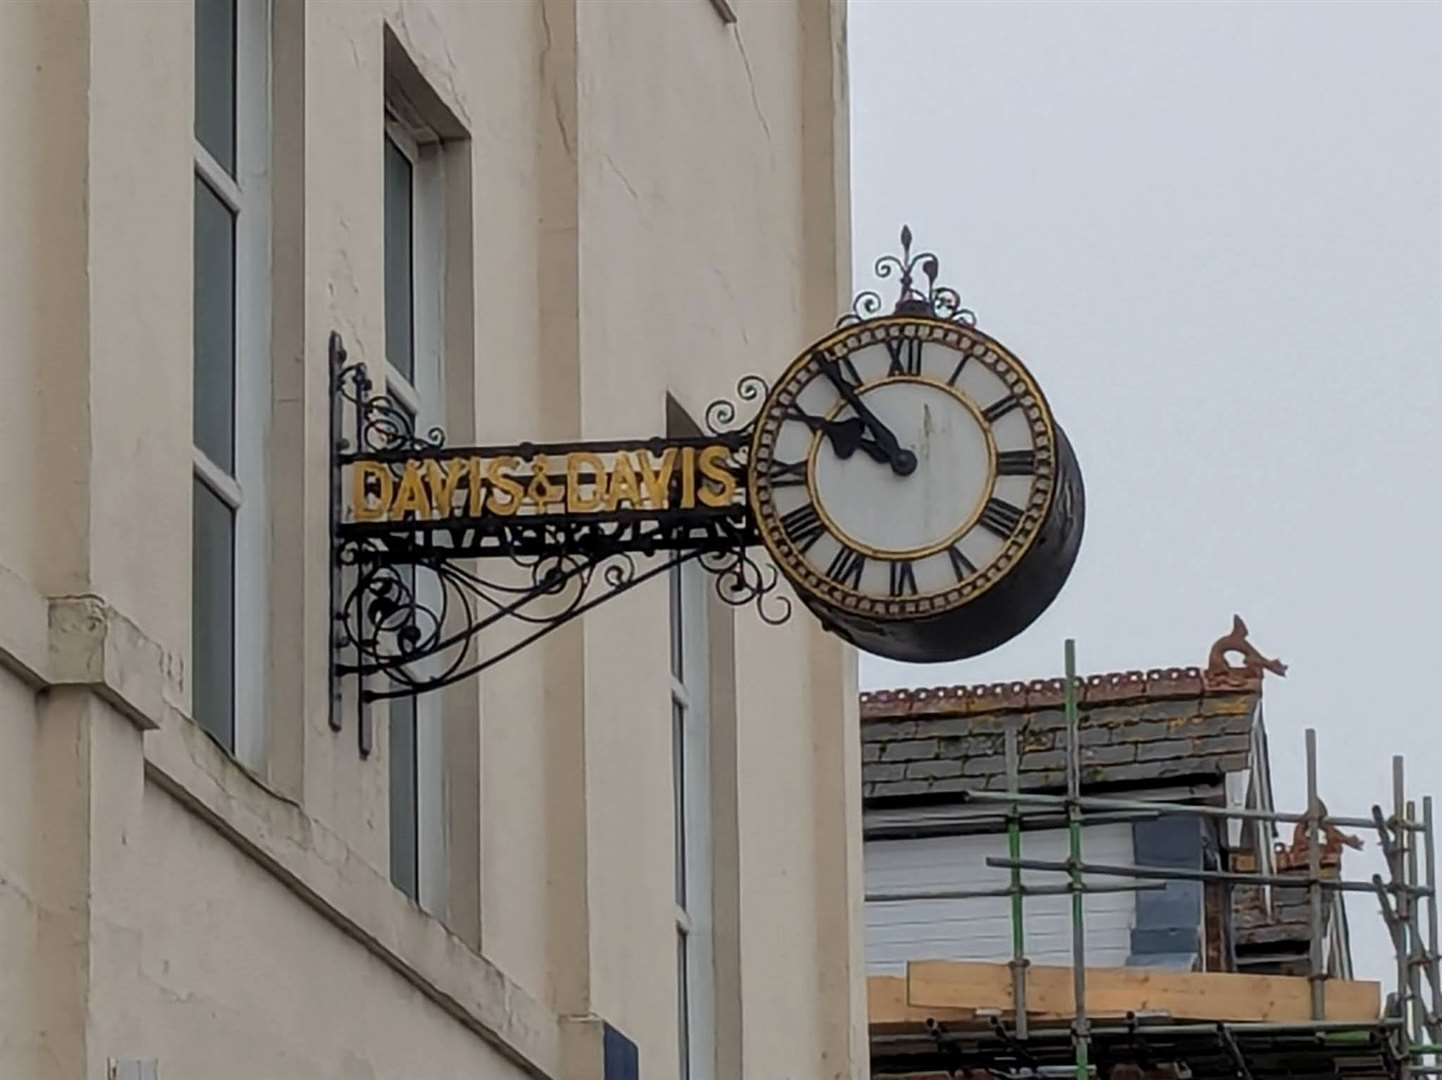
[384,104,448,912]
[671,560,715,1080]
[192,0,270,763]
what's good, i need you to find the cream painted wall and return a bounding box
[0,1,90,596]
[98,781,523,1079]
[0,1,858,1078]
[0,668,48,1079]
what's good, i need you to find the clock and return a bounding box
[748,315,1084,663]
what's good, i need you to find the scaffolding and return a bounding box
[868,639,1442,1080]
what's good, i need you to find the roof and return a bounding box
[861,665,1262,802]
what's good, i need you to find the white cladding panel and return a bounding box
[865,825,1137,975]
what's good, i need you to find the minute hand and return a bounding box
[819,357,918,476]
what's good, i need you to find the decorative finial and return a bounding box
[1205,615,1287,683]
[838,225,976,328]
[1278,799,1363,871]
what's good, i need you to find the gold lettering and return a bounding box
[636,447,677,509]
[468,456,487,517]
[425,458,467,519]
[525,456,561,510]
[391,461,432,520]
[697,445,737,507]
[680,447,697,509]
[603,453,642,511]
[353,461,393,522]
[487,456,525,516]
[567,452,606,512]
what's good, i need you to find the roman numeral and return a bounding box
[817,349,863,388]
[996,449,1036,476]
[948,545,976,581]
[767,459,808,488]
[982,394,1021,423]
[888,560,919,597]
[885,337,924,377]
[780,503,826,553]
[979,497,1024,537]
[946,354,968,386]
[826,545,866,589]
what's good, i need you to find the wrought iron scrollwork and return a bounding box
[336,524,776,710]
[704,374,769,437]
[700,545,792,626]
[335,536,662,703]
[333,360,446,455]
[839,224,978,328]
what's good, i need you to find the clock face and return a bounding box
[749,317,1058,623]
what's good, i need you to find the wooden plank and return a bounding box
[868,975,976,1032]
[907,960,1381,1023]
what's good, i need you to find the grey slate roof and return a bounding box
[861,667,1261,803]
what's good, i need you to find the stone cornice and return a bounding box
[0,565,175,731]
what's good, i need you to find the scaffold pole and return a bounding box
[1065,638,1089,1080]
[1006,724,1030,1039]
[1306,728,1325,1021]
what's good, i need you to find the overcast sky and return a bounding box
[849,0,1442,986]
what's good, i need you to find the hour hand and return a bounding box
[785,407,900,468]
[816,354,918,476]
[853,435,897,466]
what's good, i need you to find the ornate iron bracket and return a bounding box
[328,225,973,754]
[328,333,787,755]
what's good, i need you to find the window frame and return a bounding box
[671,558,716,1080]
[192,0,271,767]
[383,106,449,916]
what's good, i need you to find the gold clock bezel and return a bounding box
[747,316,1059,622]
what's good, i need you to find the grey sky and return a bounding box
[850,0,1442,986]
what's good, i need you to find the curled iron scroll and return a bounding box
[839,225,977,328]
[705,374,770,437]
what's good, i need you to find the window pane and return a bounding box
[673,699,687,908]
[384,136,414,383]
[389,692,419,900]
[194,175,235,472]
[677,931,691,1080]
[192,478,235,749]
[669,567,683,679]
[194,0,236,175]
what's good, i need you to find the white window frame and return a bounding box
[384,108,448,915]
[671,559,715,1080]
[192,0,271,768]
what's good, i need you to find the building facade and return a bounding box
[0,2,864,1078]
[859,635,1352,980]
[858,633,1372,1080]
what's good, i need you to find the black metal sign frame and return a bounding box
[329,336,787,755]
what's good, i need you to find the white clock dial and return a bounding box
[750,318,1058,621]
